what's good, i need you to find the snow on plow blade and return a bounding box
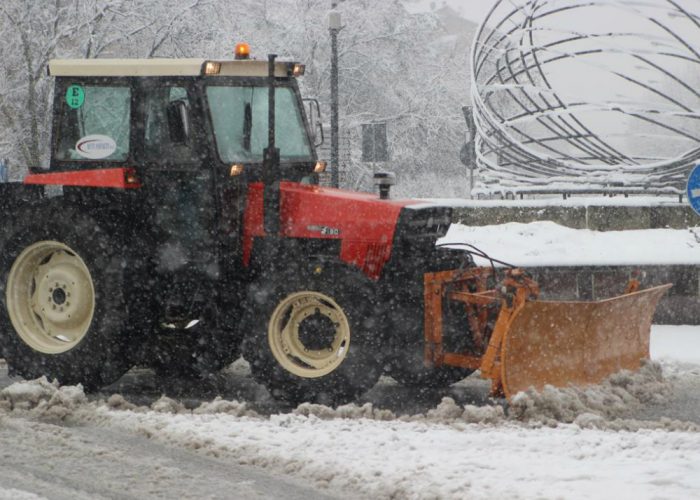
[498,284,672,398]
[424,269,671,400]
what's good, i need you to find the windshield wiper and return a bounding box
[242,102,252,151]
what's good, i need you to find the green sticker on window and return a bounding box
[66,85,85,109]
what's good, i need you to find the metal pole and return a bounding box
[462,106,476,199]
[330,25,340,188]
[264,54,280,236]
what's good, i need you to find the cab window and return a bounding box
[207,85,312,163]
[143,85,198,164]
[55,84,131,162]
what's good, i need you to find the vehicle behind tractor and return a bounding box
[0,47,670,405]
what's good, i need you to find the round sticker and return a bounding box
[75,135,117,160]
[66,85,85,109]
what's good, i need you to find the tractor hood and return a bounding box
[242,181,453,279]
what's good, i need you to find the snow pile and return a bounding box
[294,401,395,420]
[193,396,259,417]
[441,221,700,267]
[289,361,682,431]
[150,396,187,414]
[509,361,675,427]
[0,376,86,421]
[0,359,686,432]
[93,400,700,500]
[0,356,697,499]
[426,398,506,424]
[292,398,505,425]
[105,393,140,412]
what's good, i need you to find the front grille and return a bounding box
[396,206,453,241]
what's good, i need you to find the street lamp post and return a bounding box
[329,6,342,188]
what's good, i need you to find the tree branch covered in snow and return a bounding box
[0,0,474,195]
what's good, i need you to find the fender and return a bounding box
[24,168,141,189]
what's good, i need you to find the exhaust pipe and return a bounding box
[373,172,396,200]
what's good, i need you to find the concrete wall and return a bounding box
[529,265,699,325]
[450,202,700,324]
[452,204,699,230]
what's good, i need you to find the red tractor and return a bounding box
[0,50,668,405]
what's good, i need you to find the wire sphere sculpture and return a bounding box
[470,0,700,196]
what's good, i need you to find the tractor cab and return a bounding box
[46,54,321,184]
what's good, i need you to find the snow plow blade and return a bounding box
[496,284,671,398]
[424,269,671,400]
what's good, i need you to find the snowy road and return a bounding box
[0,325,699,499]
[0,415,334,500]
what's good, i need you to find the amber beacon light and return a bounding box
[234,42,251,60]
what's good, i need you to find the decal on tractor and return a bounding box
[65,84,85,109]
[75,135,117,160]
[307,225,341,236]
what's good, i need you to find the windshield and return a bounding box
[207,85,313,163]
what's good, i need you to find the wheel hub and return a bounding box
[51,287,67,305]
[297,311,337,351]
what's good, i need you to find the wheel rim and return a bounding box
[6,240,95,354]
[268,291,351,378]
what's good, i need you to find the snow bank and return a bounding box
[651,325,700,364]
[1,324,698,499]
[441,221,700,267]
[0,377,86,421]
[91,400,700,500]
[284,361,690,432]
[2,362,692,435]
[0,361,691,433]
[0,360,698,499]
[508,361,678,427]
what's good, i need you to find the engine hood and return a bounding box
[242,181,453,279]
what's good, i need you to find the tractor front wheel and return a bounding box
[241,264,382,406]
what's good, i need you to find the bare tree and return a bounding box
[0,0,214,170]
[0,0,473,196]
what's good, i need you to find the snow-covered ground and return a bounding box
[1,324,699,500]
[441,221,700,266]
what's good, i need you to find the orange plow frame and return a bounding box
[424,268,672,399]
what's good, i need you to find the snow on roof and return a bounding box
[48,59,297,78]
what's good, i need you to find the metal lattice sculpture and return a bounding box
[470,0,700,196]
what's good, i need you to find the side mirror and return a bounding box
[303,98,324,148]
[166,99,191,144]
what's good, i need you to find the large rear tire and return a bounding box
[0,204,139,390]
[241,264,382,406]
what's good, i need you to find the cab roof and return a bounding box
[48,59,300,78]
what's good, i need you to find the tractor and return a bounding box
[0,47,669,405]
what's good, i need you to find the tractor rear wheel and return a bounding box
[241,264,382,406]
[0,205,139,390]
